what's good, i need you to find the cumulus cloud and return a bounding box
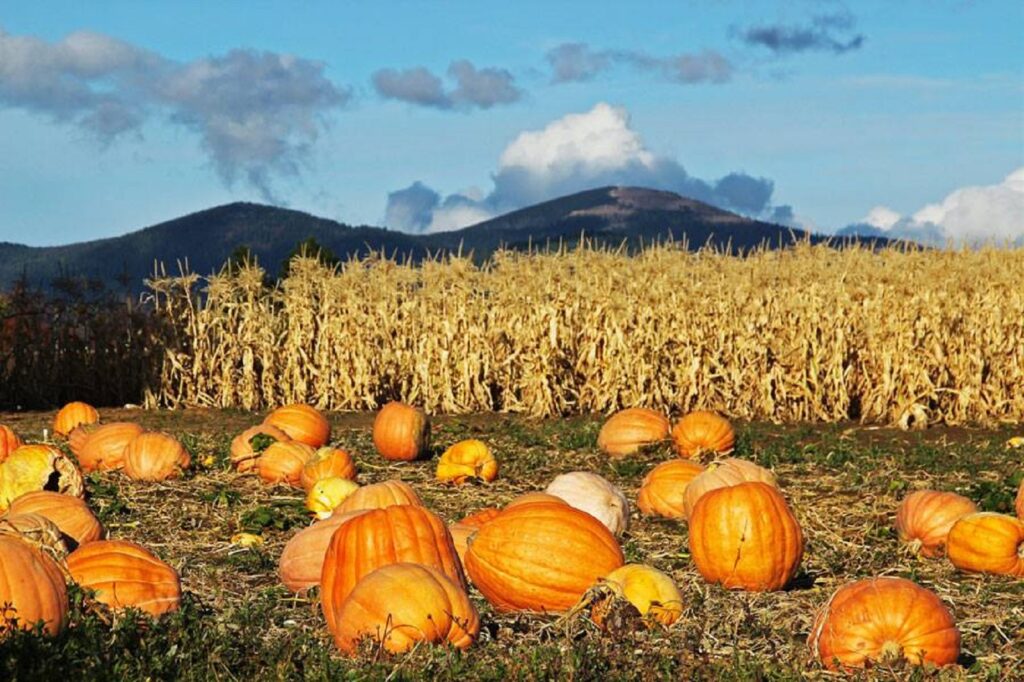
[372,60,522,110]
[546,43,733,84]
[736,13,865,55]
[384,102,788,233]
[0,26,349,201]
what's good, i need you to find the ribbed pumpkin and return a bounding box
[67,424,97,460]
[263,404,330,448]
[278,510,367,593]
[320,504,465,633]
[230,424,291,473]
[306,477,360,519]
[671,411,735,459]
[0,513,69,559]
[123,432,191,481]
[52,402,99,438]
[449,508,501,565]
[6,491,102,547]
[329,563,480,656]
[895,490,978,558]
[946,512,1024,577]
[0,535,68,636]
[331,479,424,515]
[464,501,625,613]
[597,408,670,458]
[436,439,499,484]
[592,564,683,627]
[257,441,314,487]
[682,458,777,520]
[689,482,803,591]
[504,492,568,509]
[0,425,23,463]
[810,577,960,669]
[0,444,85,512]
[545,471,630,537]
[66,539,181,616]
[637,460,706,519]
[77,421,144,472]
[372,402,430,461]
[299,447,357,490]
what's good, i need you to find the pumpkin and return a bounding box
[300,447,357,491]
[682,458,777,520]
[436,439,498,484]
[0,444,85,512]
[809,576,960,669]
[671,411,735,459]
[0,513,69,559]
[320,504,465,633]
[449,508,501,565]
[279,510,367,593]
[77,421,144,472]
[689,482,803,591]
[52,402,99,438]
[257,441,314,487]
[67,424,97,460]
[464,501,624,613]
[545,471,630,537]
[946,512,1024,577]
[592,564,683,628]
[331,479,424,515]
[6,491,102,547]
[372,402,430,461]
[263,404,330,448]
[1016,479,1023,521]
[895,490,978,558]
[229,424,290,473]
[66,539,181,616]
[0,425,22,463]
[123,432,191,481]
[329,563,480,656]
[0,536,68,636]
[637,460,706,519]
[597,408,670,458]
[306,477,360,519]
[504,492,568,509]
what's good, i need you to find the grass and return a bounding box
[1,407,1022,681]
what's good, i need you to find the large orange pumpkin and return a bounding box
[504,492,568,509]
[689,482,803,591]
[229,424,290,473]
[66,539,181,616]
[436,439,499,484]
[372,402,430,461]
[6,491,102,546]
[320,504,465,634]
[597,408,670,458]
[671,411,735,459]
[682,458,777,520]
[464,501,625,613]
[0,535,68,636]
[946,512,1024,577]
[123,432,191,481]
[263,404,330,448]
[331,479,423,515]
[77,422,144,472]
[257,441,314,487]
[637,459,706,519]
[449,507,501,566]
[0,425,23,463]
[278,510,367,593]
[52,402,99,438]
[810,577,960,669]
[67,424,97,460]
[299,447,357,490]
[329,563,480,656]
[895,490,978,558]
[0,444,85,511]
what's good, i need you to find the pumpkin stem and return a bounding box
[879,640,904,664]
[906,538,923,556]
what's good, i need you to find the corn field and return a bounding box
[144,242,1024,425]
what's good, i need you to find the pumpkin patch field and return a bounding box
[0,406,1021,681]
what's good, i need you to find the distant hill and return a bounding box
[0,186,890,291]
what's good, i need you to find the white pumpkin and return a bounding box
[545,471,630,537]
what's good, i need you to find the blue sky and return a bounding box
[1,1,1022,246]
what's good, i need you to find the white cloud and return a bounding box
[863,206,901,230]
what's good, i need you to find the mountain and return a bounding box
[0,186,889,291]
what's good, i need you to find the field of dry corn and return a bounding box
[145,244,1024,426]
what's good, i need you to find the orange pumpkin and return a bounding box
[449,507,501,565]
[123,432,191,481]
[320,505,465,634]
[504,492,569,509]
[6,491,102,546]
[682,458,777,520]
[77,422,144,472]
[52,402,99,438]
[436,439,498,484]
[810,577,960,669]
[372,402,430,461]
[0,535,68,636]
[689,482,803,591]
[278,510,367,593]
[299,447,357,490]
[637,460,706,519]
[464,501,624,613]
[263,404,330,448]
[0,425,23,463]
[230,424,291,473]
[597,408,670,458]
[66,539,181,616]
[257,441,314,487]
[329,563,480,656]
[946,512,1024,577]
[0,444,85,511]
[671,411,735,459]
[895,490,978,558]
[331,479,424,515]
[67,424,97,460]
[592,564,683,628]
